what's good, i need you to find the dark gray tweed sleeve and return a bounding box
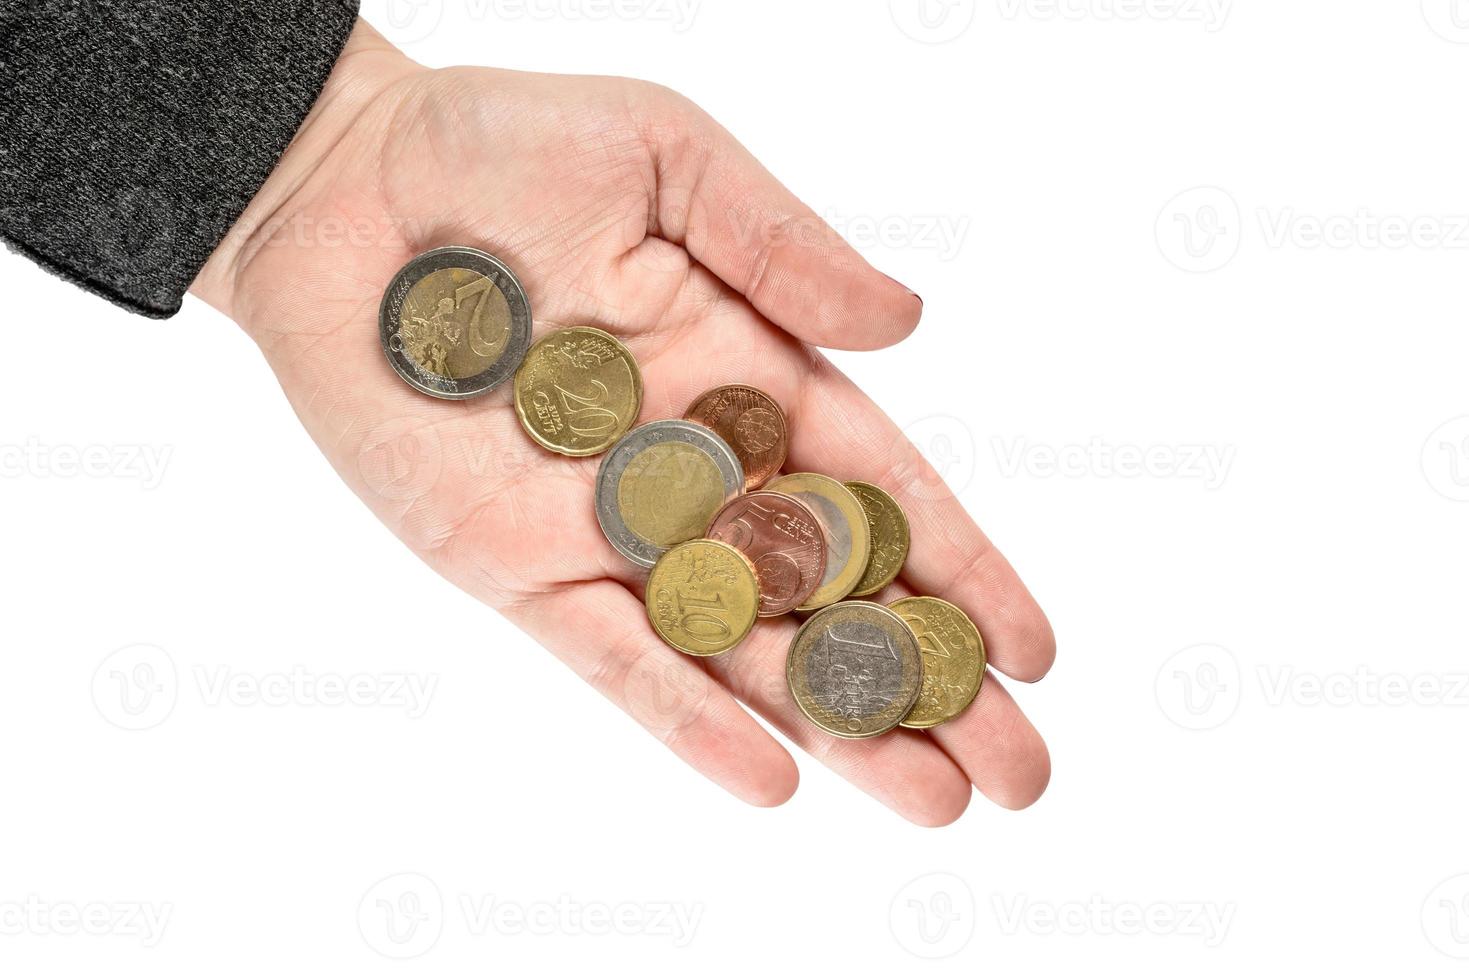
[0,0,361,318]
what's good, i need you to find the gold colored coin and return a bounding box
[844,481,910,597]
[619,442,726,548]
[765,473,872,611]
[513,326,643,457]
[646,539,761,656]
[889,596,985,729]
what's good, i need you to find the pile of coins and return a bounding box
[380,246,985,739]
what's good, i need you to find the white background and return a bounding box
[2,0,1467,975]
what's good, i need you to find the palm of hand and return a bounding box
[200,28,1054,825]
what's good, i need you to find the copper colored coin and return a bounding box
[706,491,827,616]
[683,385,788,491]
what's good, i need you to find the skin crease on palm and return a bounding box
[190,20,1055,827]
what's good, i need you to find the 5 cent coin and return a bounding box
[764,473,871,610]
[706,491,827,616]
[786,601,924,739]
[596,420,745,568]
[889,596,985,729]
[684,385,788,490]
[646,539,761,656]
[514,326,642,456]
[379,246,532,399]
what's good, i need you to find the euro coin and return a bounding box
[786,601,924,739]
[683,385,788,490]
[889,596,985,729]
[645,539,761,656]
[706,491,827,616]
[379,246,532,399]
[596,420,745,568]
[513,326,642,456]
[764,473,871,610]
[844,481,910,597]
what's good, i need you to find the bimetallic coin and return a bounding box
[684,385,788,490]
[646,539,761,656]
[764,473,872,611]
[513,326,643,456]
[706,491,827,616]
[596,421,745,568]
[890,596,985,729]
[379,246,532,400]
[845,481,910,597]
[786,601,924,739]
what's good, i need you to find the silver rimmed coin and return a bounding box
[786,600,924,739]
[596,420,745,568]
[379,246,532,400]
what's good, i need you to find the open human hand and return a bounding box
[191,20,1054,826]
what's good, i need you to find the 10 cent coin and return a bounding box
[646,539,761,656]
[379,246,532,399]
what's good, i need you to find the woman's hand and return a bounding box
[191,20,1054,826]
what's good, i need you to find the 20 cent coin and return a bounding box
[514,326,642,456]
[889,596,985,729]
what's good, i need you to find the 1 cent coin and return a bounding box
[379,246,532,399]
[684,385,788,490]
[706,491,827,616]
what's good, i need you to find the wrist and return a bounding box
[191,20,425,322]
